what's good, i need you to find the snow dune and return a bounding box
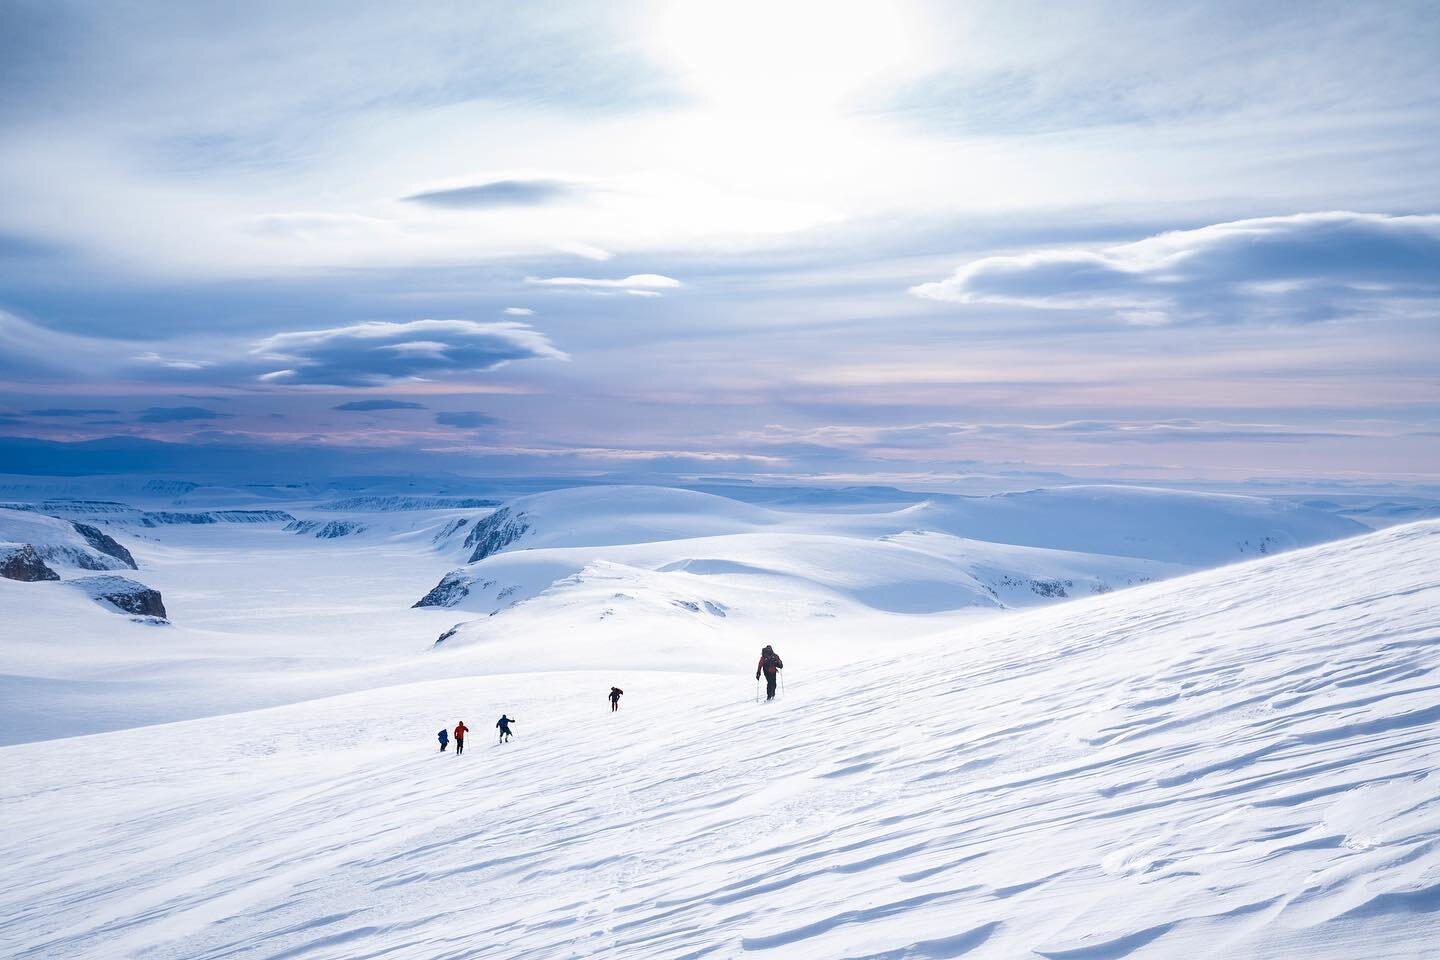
[3,520,1436,959]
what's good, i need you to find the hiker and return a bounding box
[496,714,515,743]
[756,644,784,701]
[453,720,469,755]
[437,727,449,752]
[609,686,624,712]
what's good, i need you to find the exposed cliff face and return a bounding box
[413,572,495,608]
[464,508,531,562]
[285,520,368,539]
[69,575,167,620]
[69,522,138,569]
[0,544,60,582]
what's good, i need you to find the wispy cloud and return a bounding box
[251,319,567,387]
[435,411,498,428]
[402,178,578,209]
[28,408,120,417]
[137,406,232,423]
[333,399,428,412]
[913,212,1440,325]
[526,273,681,290]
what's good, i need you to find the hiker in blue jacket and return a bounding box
[496,714,515,743]
[437,727,449,752]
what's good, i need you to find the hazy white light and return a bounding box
[650,0,924,117]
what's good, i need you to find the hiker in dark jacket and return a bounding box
[437,727,449,752]
[609,687,623,712]
[756,645,784,701]
[496,715,515,743]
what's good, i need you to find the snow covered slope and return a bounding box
[0,507,138,571]
[2,521,1435,959]
[418,484,1359,621]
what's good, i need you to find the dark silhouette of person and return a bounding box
[609,687,624,711]
[756,645,784,701]
[496,715,515,743]
[453,721,469,755]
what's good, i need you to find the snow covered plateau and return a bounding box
[0,478,1436,958]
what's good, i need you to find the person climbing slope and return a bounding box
[609,687,624,712]
[496,714,515,743]
[437,727,449,752]
[453,720,469,755]
[756,644,784,701]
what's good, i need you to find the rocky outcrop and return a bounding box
[70,521,138,569]
[316,496,500,512]
[0,544,60,581]
[285,519,367,538]
[463,508,530,562]
[69,575,167,619]
[139,510,294,526]
[414,572,494,608]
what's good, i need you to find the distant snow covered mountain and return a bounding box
[415,485,1363,625]
[4,519,1434,959]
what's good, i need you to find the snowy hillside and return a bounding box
[417,484,1359,622]
[2,520,1435,959]
[0,507,138,571]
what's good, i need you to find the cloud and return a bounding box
[554,240,613,261]
[251,319,567,387]
[503,307,535,316]
[526,273,682,290]
[752,419,1366,451]
[402,179,578,209]
[137,406,233,423]
[435,411,498,428]
[912,212,1440,325]
[134,351,215,370]
[333,399,428,412]
[28,408,120,417]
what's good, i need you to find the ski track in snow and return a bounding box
[2,522,1438,958]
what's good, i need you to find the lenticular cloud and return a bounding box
[252,320,567,386]
[912,211,1440,325]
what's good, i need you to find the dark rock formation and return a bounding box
[69,521,138,569]
[463,507,530,562]
[140,510,294,526]
[0,544,60,581]
[70,575,167,619]
[285,519,367,538]
[414,572,494,608]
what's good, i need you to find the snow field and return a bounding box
[2,520,1436,959]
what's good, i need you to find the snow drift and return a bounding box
[2,520,1435,959]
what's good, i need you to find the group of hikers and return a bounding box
[438,715,515,753]
[433,646,784,754]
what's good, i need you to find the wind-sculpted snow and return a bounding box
[2,522,1435,958]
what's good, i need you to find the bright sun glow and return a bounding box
[649,0,925,117]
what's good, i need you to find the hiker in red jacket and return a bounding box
[756,645,784,701]
[453,721,469,755]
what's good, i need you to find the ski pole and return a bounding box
[780,671,785,699]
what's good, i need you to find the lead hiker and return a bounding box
[756,644,784,701]
[609,686,624,712]
[453,720,469,755]
[496,714,515,743]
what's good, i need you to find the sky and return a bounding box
[1,0,1437,487]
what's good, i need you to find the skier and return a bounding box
[756,644,784,701]
[496,714,515,743]
[609,686,624,712]
[437,727,449,752]
[453,720,469,755]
